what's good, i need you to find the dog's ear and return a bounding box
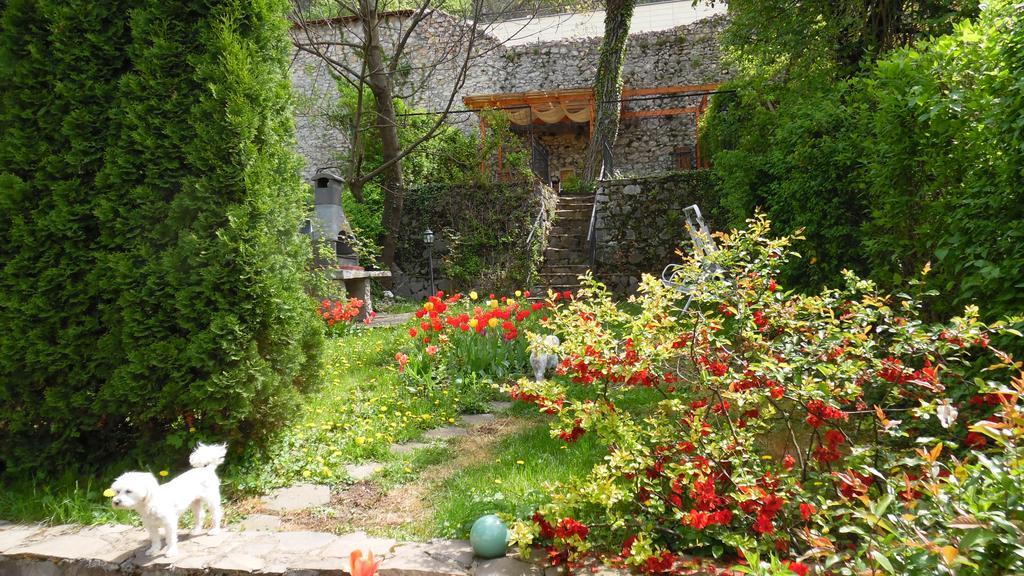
[138,473,160,501]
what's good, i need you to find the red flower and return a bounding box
[752,512,775,534]
[965,431,988,448]
[532,513,555,539]
[554,518,589,540]
[768,279,778,292]
[788,561,810,576]
[350,550,380,576]
[771,386,785,399]
[426,345,438,356]
[620,535,636,557]
[688,510,710,530]
[783,454,796,470]
[409,328,418,338]
[799,502,816,521]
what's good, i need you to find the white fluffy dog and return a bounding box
[529,334,560,382]
[109,443,227,557]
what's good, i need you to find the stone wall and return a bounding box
[289,13,730,180]
[593,170,722,293]
[394,180,556,299]
[290,12,508,180]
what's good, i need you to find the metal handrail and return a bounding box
[600,142,614,180]
[586,186,599,270]
[524,188,549,287]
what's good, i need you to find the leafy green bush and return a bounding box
[0,0,322,475]
[704,1,1022,322]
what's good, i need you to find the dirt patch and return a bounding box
[240,416,533,535]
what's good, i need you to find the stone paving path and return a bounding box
[358,311,414,329]
[256,405,517,528]
[0,521,550,575]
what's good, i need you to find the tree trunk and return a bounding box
[583,0,636,182]
[358,0,405,276]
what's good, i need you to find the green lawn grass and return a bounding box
[229,323,500,494]
[0,315,660,535]
[427,412,603,538]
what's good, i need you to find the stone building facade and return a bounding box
[290,11,729,182]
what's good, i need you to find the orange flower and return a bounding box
[350,550,380,576]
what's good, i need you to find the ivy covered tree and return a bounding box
[0,0,323,475]
[582,0,636,181]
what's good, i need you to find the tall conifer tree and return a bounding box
[0,0,323,473]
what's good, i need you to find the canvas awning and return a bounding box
[463,88,596,127]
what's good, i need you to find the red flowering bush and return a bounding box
[319,297,364,335]
[507,215,1022,575]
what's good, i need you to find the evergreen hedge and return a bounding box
[0,0,322,475]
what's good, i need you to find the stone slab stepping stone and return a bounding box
[240,514,283,532]
[263,483,332,513]
[488,401,513,412]
[474,556,541,576]
[460,413,495,427]
[345,462,383,480]
[390,441,431,455]
[0,524,46,553]
[382,542,470,576]
[423,426,468,440]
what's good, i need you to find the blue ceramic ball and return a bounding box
[470,514,509,559]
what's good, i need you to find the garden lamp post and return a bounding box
[423,228,435,296]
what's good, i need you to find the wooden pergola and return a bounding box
[462,83,719,173]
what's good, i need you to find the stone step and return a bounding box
[531,284,580,297]
[536,272,587,286]
[542,247,585,264]
[554,205,593,215]
[547,234,586,250]
[539,264,590,274]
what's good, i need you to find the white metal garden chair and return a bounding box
[661,204,724,311]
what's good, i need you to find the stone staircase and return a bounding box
[534,193,595,295]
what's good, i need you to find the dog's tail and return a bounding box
[189,442,227,469]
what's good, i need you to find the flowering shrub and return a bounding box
[319,297,364,335]
[507,216,1022,575]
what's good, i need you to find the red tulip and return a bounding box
[350,550,380,576]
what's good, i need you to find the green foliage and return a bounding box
[330,84,480,267]
[329,86,541,288]
[704,1,1023,321]
[0,0,323,476]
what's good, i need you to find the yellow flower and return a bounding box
[469,291,478,300]
[159,470,169,477]
[515,290,522,297]
[488,299,499,308]
[103,488,116,498]
[469,318,479,329]
[356,436,366,445]
[488,317,499,328]
[494,479,502,484]
[516,460,525,465]
[424,301,434,311]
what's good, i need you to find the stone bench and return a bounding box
[329,269,392,322]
